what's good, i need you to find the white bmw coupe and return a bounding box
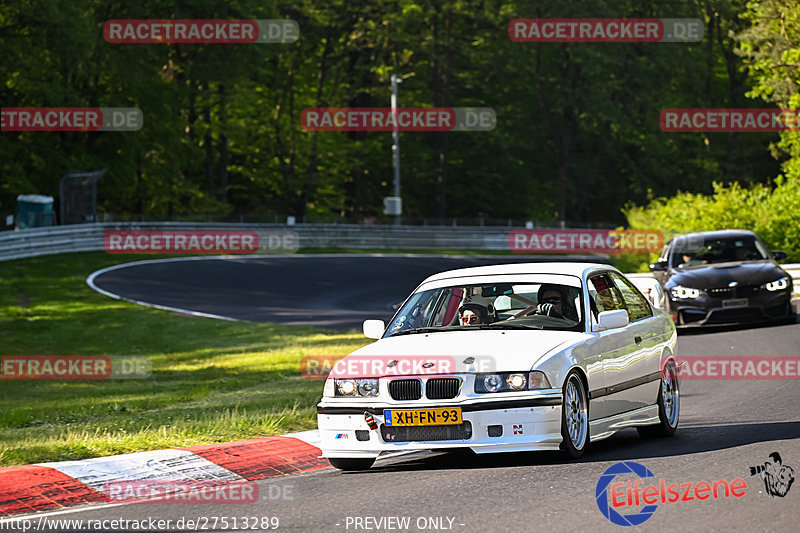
[317,262,679,470]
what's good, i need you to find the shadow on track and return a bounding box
[340,420,800,475]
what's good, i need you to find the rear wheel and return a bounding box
[328,457,375,471]
[560,372,589,459]
[638,359,679,438]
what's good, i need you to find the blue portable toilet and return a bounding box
[17,194,55,229]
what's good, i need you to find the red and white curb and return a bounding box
[0,430,324,517]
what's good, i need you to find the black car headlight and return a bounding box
[670,286,701,299]
[764,277,790,292]
[334,378,379,397]
[475,371,550,393]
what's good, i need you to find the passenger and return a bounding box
[458,302,493,325]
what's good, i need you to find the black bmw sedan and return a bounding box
[650,229,795,327]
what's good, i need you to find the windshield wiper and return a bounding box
[390,326,455,336]
[390,322,552,336]
[483,322,544,330]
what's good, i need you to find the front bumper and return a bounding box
[317,393,563,458]
[670,291,793,327]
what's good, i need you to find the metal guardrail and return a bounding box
[1,224,798,300]
[0,222,516,262]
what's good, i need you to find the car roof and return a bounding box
[670,229,757,242]
[421,262,615,284]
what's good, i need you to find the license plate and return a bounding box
[383,408,462,427]
[722,298,748,308]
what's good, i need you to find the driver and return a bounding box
[537,285,564,317]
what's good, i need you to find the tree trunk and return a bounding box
[429,2,452,220]
[203,82,215,197]
[218,84,228,203]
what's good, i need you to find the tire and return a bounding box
[637,358,680,438]
[328,457,376,471]
[560,371,589,459]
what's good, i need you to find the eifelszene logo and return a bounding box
[595,461,748,527]
[749,452,795,498]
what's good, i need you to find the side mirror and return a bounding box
[772,250,787,261]
[363,319,386,339]
[649,261,668,272]
[592,310,630,332]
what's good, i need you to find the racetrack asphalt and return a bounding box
[89,254,601,329]
[41,254,798,532]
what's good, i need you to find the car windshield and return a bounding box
[386,277,584,337]
[670,235,770,268]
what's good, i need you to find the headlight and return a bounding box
[357,379,379,397]
[670,286,701,299]
[475,371,551,393]
[336,379,357,396]
[765,277,789,292]
[334,378,379,397]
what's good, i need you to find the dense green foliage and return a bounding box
[619,0,800,270]
[622,175,800,269]
[1,0,791,225]
[738,0,800,181]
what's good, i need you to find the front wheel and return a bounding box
[328,457,376,471]
[638,359,679,438]
[560,371,589,459]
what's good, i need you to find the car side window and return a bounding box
[609,272,653,321]
[588,274,627,318]
[659,242,671,262]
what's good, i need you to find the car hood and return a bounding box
[669,261,786,288]
[340,329,588,377]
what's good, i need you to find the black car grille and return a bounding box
[707,287,732,298]
[389,379,422,400]
[381,422,472,442]
[707,286,760,299]
[707,308,762,323]
[426,378,461,399]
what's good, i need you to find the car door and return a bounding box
[582,272,632,421]
[606,272,661,415]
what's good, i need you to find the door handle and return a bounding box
[634,336,642,344]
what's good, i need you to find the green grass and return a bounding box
[0,252,371,467]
